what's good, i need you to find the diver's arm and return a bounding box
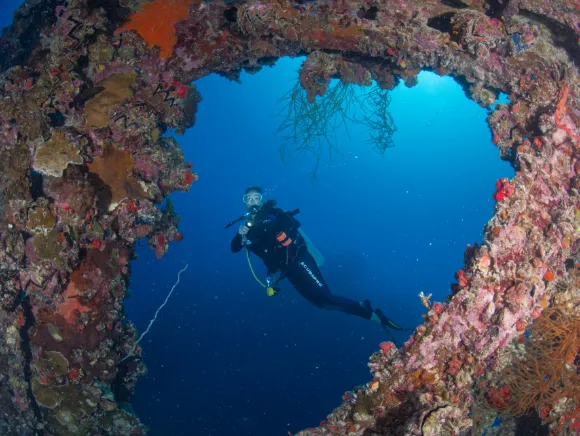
[273,208,301,240]
[231,233,244,253]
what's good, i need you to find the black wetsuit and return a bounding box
[231,200,375,321]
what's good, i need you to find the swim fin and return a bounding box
[374,308,413,331]
[360,299,373,311]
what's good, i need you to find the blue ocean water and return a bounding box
[2,0,21,29]
[2,3,514,435]
[126,61,514,435]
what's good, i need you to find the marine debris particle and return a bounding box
[116,0,192,59]
[0,0,579,434]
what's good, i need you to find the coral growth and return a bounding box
[26,206,56,231]
[56,281,91,325]
[499,305,580,420]
[278,64,395,177]
[493,177,515,202]
[87,144,146,211]
[0,0,578,434]
[85,71,137,128]
[33,130,84,177]
[116,0,192,59]
[44,165,108,217]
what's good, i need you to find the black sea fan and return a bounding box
[276,79,396,177]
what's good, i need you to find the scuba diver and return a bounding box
[226,186,411,340]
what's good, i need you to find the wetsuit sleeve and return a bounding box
[273,208,301,240]
[231,233,243,253]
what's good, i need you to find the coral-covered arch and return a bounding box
[0,0,578,434]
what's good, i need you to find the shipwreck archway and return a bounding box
[0,0,578,435]
[124,59,515,435]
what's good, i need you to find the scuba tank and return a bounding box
[298,228,324,268]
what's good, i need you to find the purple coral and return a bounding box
[0,0,578,434]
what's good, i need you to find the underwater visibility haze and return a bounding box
[1,0,579,435]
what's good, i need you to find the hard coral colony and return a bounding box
[0,0,578,436]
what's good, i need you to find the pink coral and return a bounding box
[431,302,445,315]
[380,341,396,354]
[1,0,579,434]
[478,255,491,271]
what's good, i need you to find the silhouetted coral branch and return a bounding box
[276,79,396,177]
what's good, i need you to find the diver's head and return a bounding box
[243,186,264,212]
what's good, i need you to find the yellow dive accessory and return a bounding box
[246,249,279,296]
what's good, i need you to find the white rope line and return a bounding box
[121,264,189,362]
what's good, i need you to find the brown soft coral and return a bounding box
[33,130,84,177]
[85,71,137,128]
[26,206,56,231]
[44,165,109,217]
[87,144,146,211]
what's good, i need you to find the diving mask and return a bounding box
[243,193,262,206]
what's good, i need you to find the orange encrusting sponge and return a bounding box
[116,0,192,59]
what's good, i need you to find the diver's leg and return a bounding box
[286,253,411,331]
[373,308,412,331]
[285,252,374,320]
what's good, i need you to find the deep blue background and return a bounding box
[125,62,513,436]
[2,0,21,29]
[3,3,514,435]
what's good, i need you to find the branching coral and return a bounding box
[276,79,396,177]
[499,305,580,419]
[2,0,580,434]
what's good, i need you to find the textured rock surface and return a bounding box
[0,0,578,434]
